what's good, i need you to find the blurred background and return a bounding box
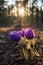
[0,0,43,31]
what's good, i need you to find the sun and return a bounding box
[18,7,25,17]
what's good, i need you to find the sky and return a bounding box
[5,0,43,10]
[5,0,16,6]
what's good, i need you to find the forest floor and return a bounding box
[0,17,43,65]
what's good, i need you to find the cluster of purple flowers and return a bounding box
[9,28,34,42]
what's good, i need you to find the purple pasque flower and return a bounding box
[9,31,21,42]
[25,29,34,39]
[18,29,25,37]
